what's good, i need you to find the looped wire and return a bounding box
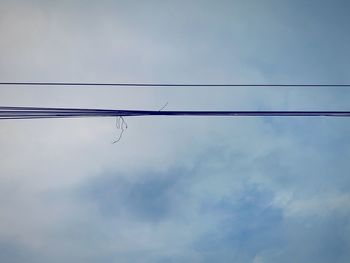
[112,116,128,143]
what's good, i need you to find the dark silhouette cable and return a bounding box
[1,106,350,120]
[0,82,350,87]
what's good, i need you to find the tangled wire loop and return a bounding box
[112,116,128,143]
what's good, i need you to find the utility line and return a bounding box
[1,106,350,120]
[0,82,350,87]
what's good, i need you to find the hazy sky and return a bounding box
[1,0,350,262]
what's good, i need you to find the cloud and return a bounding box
[0,239,40,263]
[81,168,189,222]
[1,0,350,262]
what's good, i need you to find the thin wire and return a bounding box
[1,82,350,87]
[159,102,169,111]
[112,116,127,143]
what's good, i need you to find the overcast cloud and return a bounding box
[0,0,350,262]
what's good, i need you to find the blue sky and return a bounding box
[0,0,350,262]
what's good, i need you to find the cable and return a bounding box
[0,82,350,87]
[1,106,350,120]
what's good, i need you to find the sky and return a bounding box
[0,0,350,262]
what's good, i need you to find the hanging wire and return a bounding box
[112,116,128,143]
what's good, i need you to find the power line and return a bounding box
[0,82,350,87]
[1,106,350,120]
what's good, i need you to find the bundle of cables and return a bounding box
[1,106,350,120]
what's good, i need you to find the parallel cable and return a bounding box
[1,106,350,120]
[1,82,350,87]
